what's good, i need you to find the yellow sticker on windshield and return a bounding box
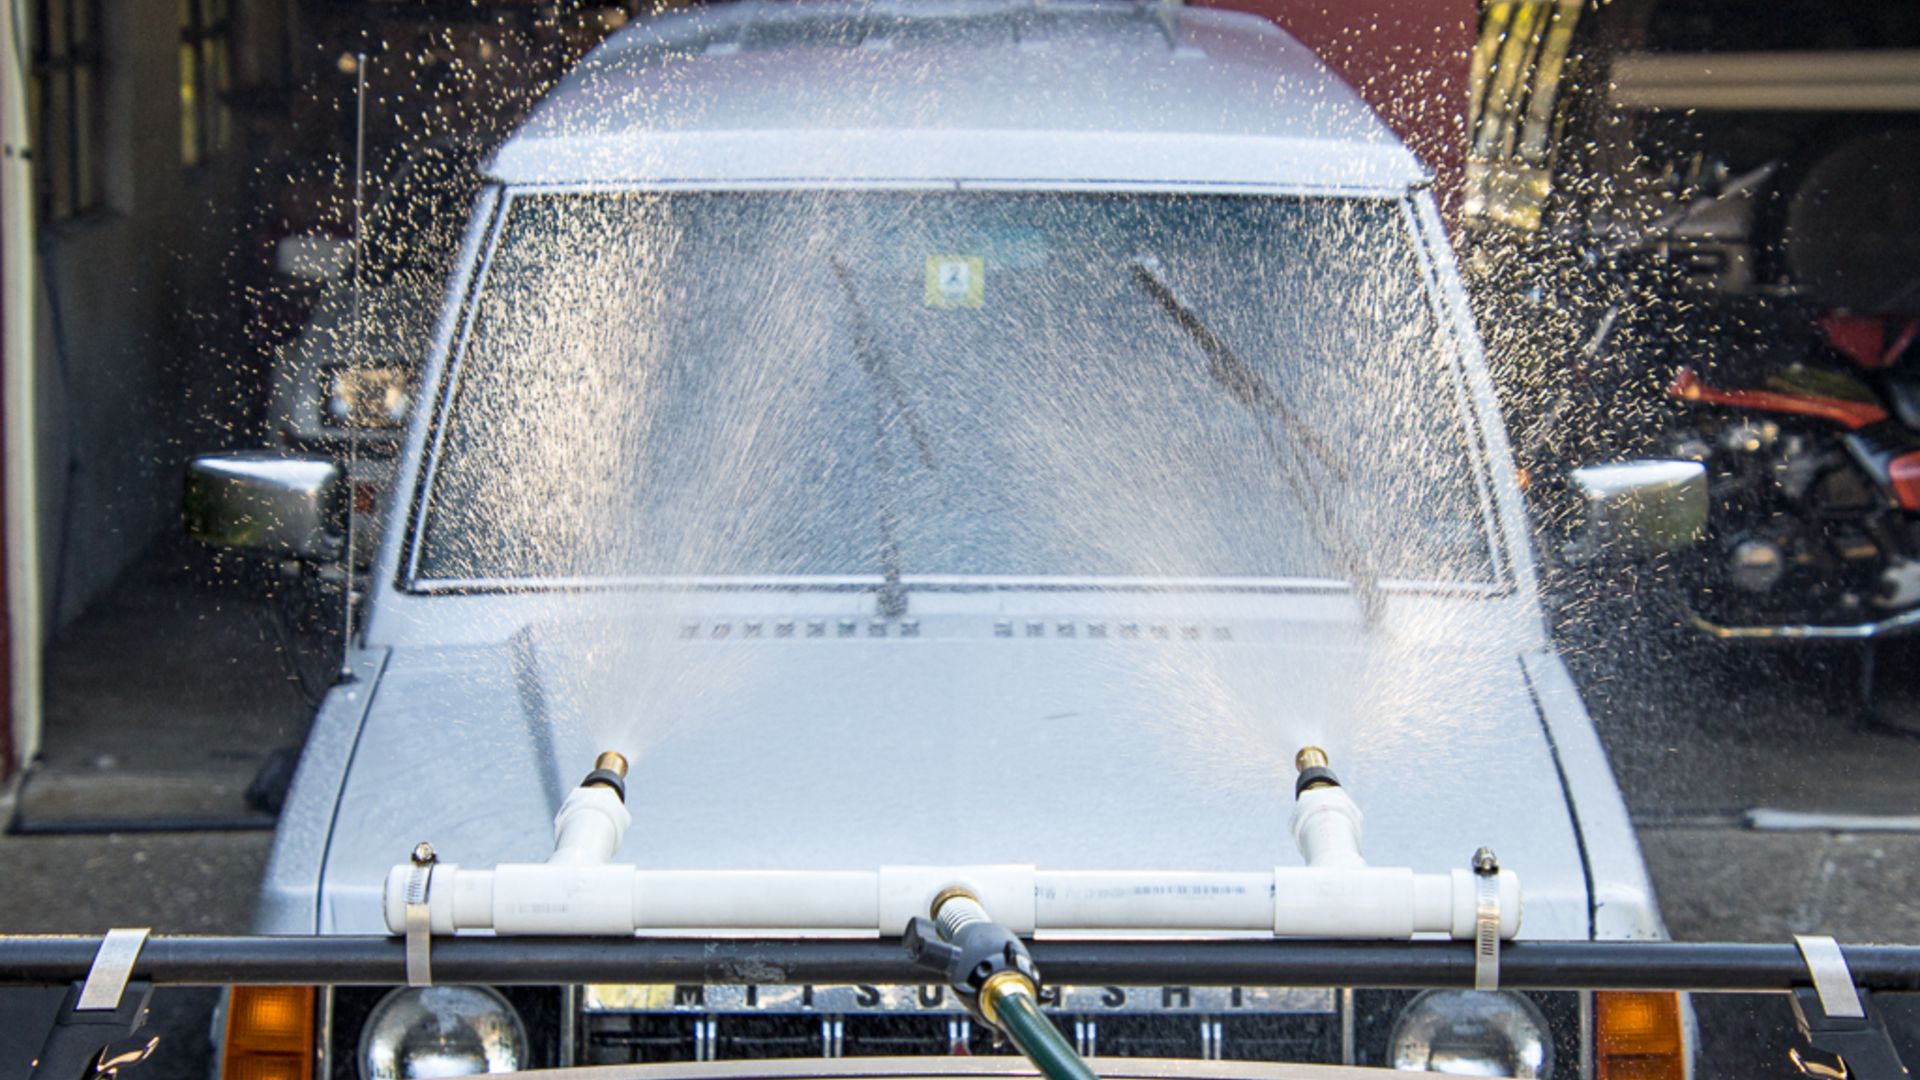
[925,255,984,308]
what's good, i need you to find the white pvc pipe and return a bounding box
[383,863,1523,940]
[1271,866,1523,938]
[1035,871,1275,930]
[1291,785,1366,869]
[388,769,1521,942]
[548,785,629,866]
[637,870,880,930]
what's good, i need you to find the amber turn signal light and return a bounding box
[222,986,316,1080]
[1596,990,1685,1080]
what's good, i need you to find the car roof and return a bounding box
[485,0,1428,191]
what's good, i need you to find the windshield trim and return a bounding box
[408,573,1509,600]
[398,183,1513,600]
[1398,195,1515,590]
[492,177,1421,199]
[412,574,887,595]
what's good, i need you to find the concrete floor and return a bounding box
[10,543,320,828]
[0,830,270,934]
[1644,828,1920,943]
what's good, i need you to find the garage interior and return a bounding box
[1,0,1918,1077]
[4,0,641,828]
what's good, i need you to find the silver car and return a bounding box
[191,3,1693,1077]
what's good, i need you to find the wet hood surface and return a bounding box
[319,612,1592,938]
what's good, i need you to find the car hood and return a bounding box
[317,612,1592,938]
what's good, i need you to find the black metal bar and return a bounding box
[5,935,1920,993]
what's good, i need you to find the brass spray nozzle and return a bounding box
[582,751,631,802]
[1293,746,1339,795]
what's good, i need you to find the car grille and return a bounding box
[578,985,1344,1066]
[322,985,1582,1074]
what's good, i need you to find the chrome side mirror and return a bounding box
[185,451,346,560]
[1566,459,1708,562]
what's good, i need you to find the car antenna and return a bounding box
[340,50,368,681]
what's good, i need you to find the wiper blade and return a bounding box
[1130,255,1347,473]
[1128,254,1380,622]
[829,257,926,619]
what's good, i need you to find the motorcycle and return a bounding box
[1491,130,1920,723]
[1663,312,1920,642]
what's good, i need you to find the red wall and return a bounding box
[1198,0,1473,218]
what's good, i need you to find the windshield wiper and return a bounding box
[829,257,929,619]
[1128,254,1381,622]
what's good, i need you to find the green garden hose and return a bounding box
[988,979,1101,1080]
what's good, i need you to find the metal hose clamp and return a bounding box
[1472,847,1501,991]
[405,842,438,987]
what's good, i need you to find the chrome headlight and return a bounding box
[1389,989,1554,1078]
[358,986,530,1080]
[325,365,414,429]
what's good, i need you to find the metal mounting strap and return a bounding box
[77,928,150,1011]
[1473,852,1500,991]
[1795,934,1864,1020]
[405,852,437,987]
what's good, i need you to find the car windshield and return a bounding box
[413,190,1497,589]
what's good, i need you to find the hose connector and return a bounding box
[908,893,1100,1080]
[904,891,1042,1029]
